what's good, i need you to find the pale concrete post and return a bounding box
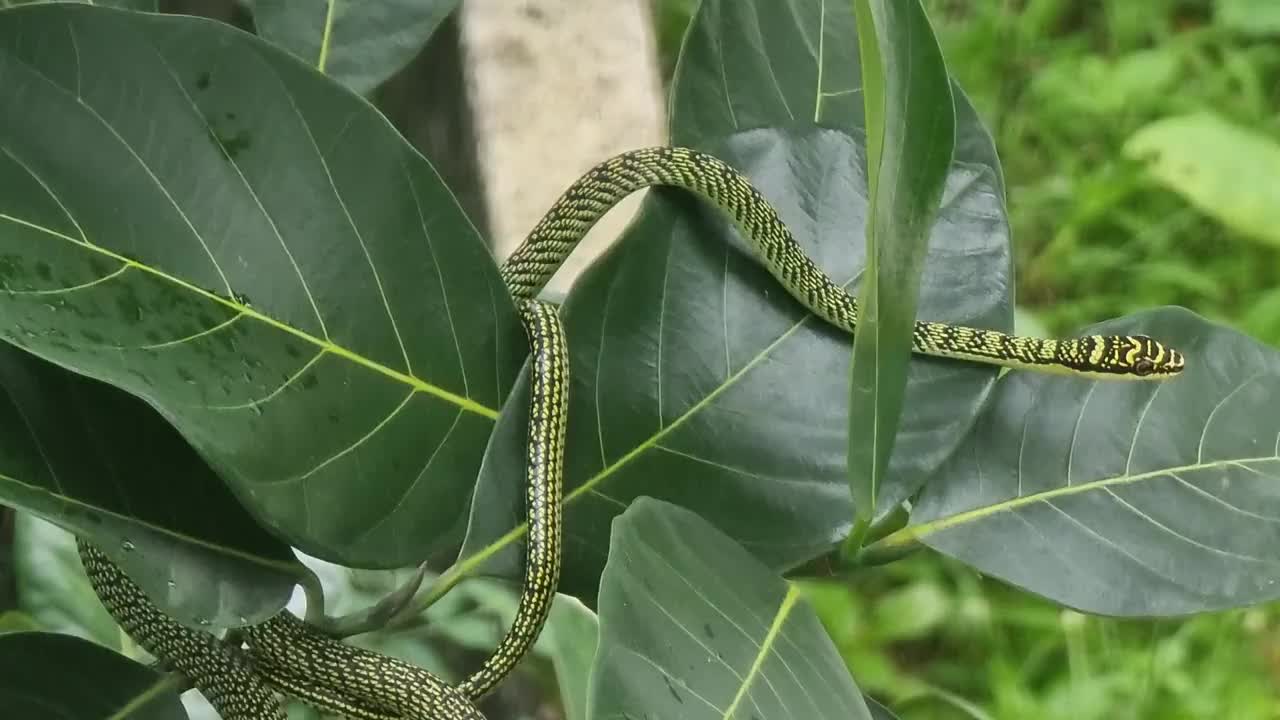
[460,0,667,293]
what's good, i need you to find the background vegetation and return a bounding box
[658,0,1280,717]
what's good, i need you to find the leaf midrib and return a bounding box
[0,213,498,419]
[884,454,1280,547]
[0,470,300,574]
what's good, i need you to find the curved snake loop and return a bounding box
[78,146,1184,720]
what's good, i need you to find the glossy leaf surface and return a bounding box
[590,498,871,720]
[0,4,522,567]
[458,0,1010,601]
[898,308,1280,615]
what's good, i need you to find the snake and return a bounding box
[76,146,1185,720]
[80,538,482,720]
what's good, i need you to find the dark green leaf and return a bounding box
[458,0,1008,601]
[245,0,459,94]
[846,0,955,531]
[895,307,1280,616]
[591,498,871,720]
[0,632,187,719]
[0,4,522,567]
[0,347,296,626]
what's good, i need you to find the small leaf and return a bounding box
[0,632,187,719]
[846,0,956,536]
[1125,112,1280,248]
[245,0,460,94]
[591,498,872,720]
[894,307,1280,616]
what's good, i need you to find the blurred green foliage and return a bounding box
[926,0,1280,345]
[650,0,1280,717]
[801,556,1279,719]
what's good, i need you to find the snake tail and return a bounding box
[500,146,1183,378]
[457,299,569,699]
[77,541,287,720]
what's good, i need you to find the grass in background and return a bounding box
[649,0,1280,717]
[926,0,1280,341]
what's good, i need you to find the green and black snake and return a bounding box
[78,146,1185,719]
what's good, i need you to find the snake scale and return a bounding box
[77,147,1185,719]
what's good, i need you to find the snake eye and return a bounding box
[1133,358,1154,376]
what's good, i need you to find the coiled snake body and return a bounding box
[79,147,1184,719]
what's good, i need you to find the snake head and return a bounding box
[1075,334,1185,379]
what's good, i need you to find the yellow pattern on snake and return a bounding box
[504,147,1186,378]
[443,146,1186,713]
[239,299,569,715]
[78,146,1185,720]
[77,541,288,720]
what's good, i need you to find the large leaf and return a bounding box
[890,307,1280,616]
[1125,112,1280,249]
[0,346,296,626]
[846,0,955,530]
[456,0,1009,601]
[0,632,187,719]
[245,0,459,95]
[0,4,523,567]
[590,498,871,720]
